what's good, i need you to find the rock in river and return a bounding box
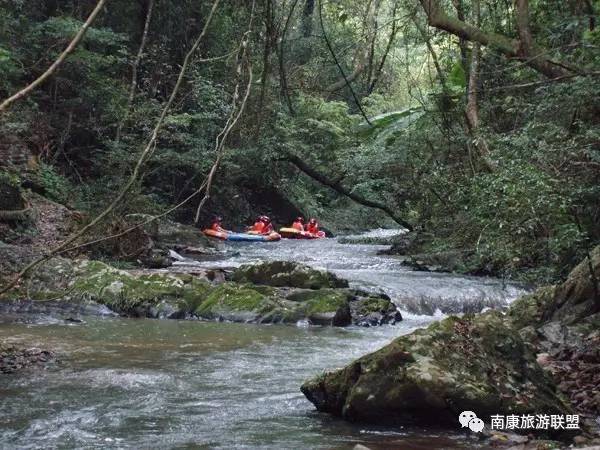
[5,259,400,327]
[231,261,348,289]
[301,311,571,435]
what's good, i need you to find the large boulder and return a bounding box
[506,247,600,419]
[231,261,348,289]
[192,284,397,327]
[67,260,211,318]
[285,289,352,326]
[194,283,283,323]
[301,312,571,434]
[544,246,600,324]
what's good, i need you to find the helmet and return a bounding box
[262,215,271,223]
[296,217,304,223]
[213,215,223,222]
[309,218,316,224]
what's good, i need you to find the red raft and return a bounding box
[278,227,325,239]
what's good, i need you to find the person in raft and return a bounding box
[249,216,265,233]
[305,217,320,235]
[261,216,274,234]
[291,217,305,231]
[210,216,226,232]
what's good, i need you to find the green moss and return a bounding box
[70,260,187,311]
[232,261,348,289]
[355,297,392,315]
[195,283,275,315]
[180,279,213,311]
[301,290,349,314]
[507,286,555,329]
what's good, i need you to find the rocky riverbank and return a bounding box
[301,246,600,446]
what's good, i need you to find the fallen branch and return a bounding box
[0,0,108,113]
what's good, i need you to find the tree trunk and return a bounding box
[464,0,494,172]
[278,0,299,114]
[116,0,155,143]
[368,4,398,94]
[451,0,469,78]
[302,0,315,37]
[418,0,577,79]
[255,0,275,136]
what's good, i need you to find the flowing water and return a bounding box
[0,231,527,449]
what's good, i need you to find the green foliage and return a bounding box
[35,163,72,205]
[1,0,598,283]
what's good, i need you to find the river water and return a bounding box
[0,231,526,449]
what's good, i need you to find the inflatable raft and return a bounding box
[203,229,281,242]
[279,227,325,239]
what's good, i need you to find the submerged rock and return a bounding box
[139,248,173,269]
[0,345,54,374]
[231,261,348,289]
[301,312,571,435]
[400,250,474,274]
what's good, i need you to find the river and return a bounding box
[0,231,527,449]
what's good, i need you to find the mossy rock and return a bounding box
[507,286,555,330]
[231,261,348,289]
[69,260,211,317]
[194,283,279,322]
[301,312,572,436]
[286,289,352,326]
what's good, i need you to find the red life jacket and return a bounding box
[262,223,274,234]
[291,221,304,231]
[251,221,265,233]
[306,222,319,234]
[211,222,223,231]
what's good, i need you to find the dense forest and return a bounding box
[1,1,600,448]
[1,0,599,284]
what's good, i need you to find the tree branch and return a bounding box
[0,0,223,298]
[116,0,155,143]
[319,0,371,125]
[0,0,108,113]
[285,153,413,230]
[418,0,577,78]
